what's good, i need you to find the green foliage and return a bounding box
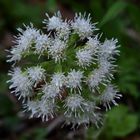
[100,1,127,26]
[117,46,140,98]
[103,105,138,138]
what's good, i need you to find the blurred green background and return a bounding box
[0,0,140,140]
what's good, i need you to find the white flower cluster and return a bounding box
[7,11,121,128]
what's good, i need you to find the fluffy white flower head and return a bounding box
[72,13,96,39]
[8,67,33,98]
[38,99,56,121]
[64,94,87,117]
[76,48,94,67]
[48,38,67,62]
[66,69,83,91]
[7,47,23,63]
[42,83,60,100]
[27,66,45,85]
[44,12,62,30]
[25,99,40,118]
[51,72,66,88]
[100,85,122,110]
[86,36,99,53]
[16,25,40,51]
[100,38,119,56]
[8,11,121,128]
[87,68,105,91]
[35,34,49,54]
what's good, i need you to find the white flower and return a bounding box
[51,72,66,88]
[64,114,90,128]
[66,69,83,91]
[25,99,56,121]
[37,99,56,121]
[71,13,96,39]
[64,102,101,128]
[25,99,40,118]
[35,34,49,54]
[86,36,100,53]
[44,12,70,40]
[56,21,71,40]
[8,11,121,127]
[42,83,60,100]
[48,38,67,62]
[84,101,100,113]
[76,48,94,67]
[100,85,122,111]
[27,66,46,85]
[64,94,87,117]
[100,38,120,56]
[44,11,62,31]
[87,69,106,91]
[7,25,40,63]
[7,47,22,63]
[87,58,114,91]
[15,24,40,51]
[89,113,103,128]
[99,58,115,80]
[75,36,100,68]
[8,67,33,98]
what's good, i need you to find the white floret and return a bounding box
[37,99,56,121]
[25,99,40,118]
[64,114,90,128]
[100,38,120,57]
[43,11,63,31]
[25,99,56,121]
[27,66,46,86]
[8,67,33,98]
[100,84,122,111]
[99,58,115,80]
[66,69,83,92]
[76,48,94,67]
[51,72,66,88]
[64,102,101,128]
[48,38,67,62]
[44,12,71,40]
[7,47,23,63]
[89,113,103,128]
[35,34,49,54]
[87,68,106,91]
[86,36,100,53]
[71,13,96,39]
[7,24,40,63]
[64,94,87,117]
[57,21,71,40]
[42,83,60,100]
[15,24,40,51]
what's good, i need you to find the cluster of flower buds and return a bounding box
[7,11,121,128]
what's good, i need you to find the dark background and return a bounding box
[0,0,140,140]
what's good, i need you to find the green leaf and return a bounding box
[100,1,127,26]
[117,46,140,98]
[105,105,138,137]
